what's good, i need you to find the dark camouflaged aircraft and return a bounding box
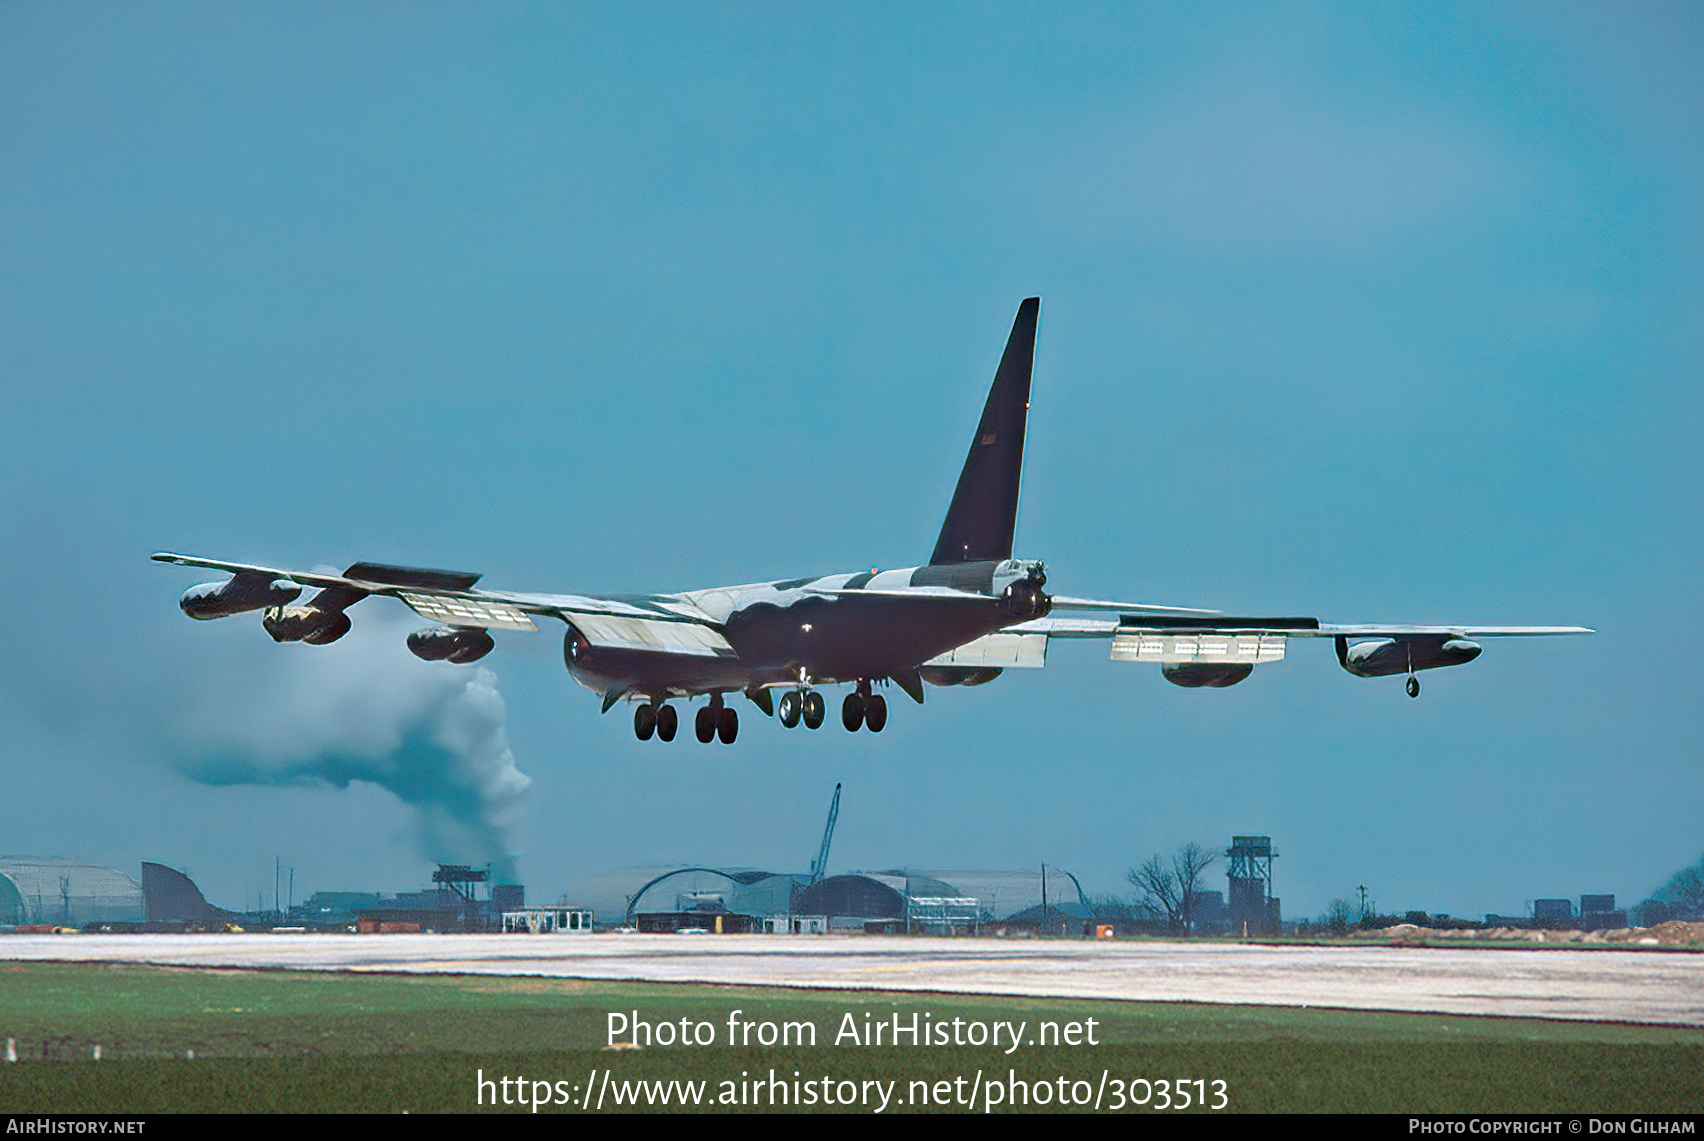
[156,299,1590,744]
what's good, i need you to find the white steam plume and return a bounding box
[170,610,531,880]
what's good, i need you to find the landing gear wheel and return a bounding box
[655,704,678,741]
[634,704,656,741]
[778,690,802,729]
[718,707,738,744]
[695,705,717,743]
[842,692,866,732]
[802,691,825,730]
[864,693,888,732]
[1406,675,1421,699]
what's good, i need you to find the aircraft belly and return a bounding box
[722,593,1002,682]
[564,640,753,699]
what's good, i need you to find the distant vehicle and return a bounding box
[156,299,1589,742]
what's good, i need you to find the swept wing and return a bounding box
[151,552,736,659]
[990,613,1592,693]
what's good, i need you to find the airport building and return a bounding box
[556,865,1090,932]
[0,857,145,927]
[142,861,241,926]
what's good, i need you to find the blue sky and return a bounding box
[2,2,1698,920]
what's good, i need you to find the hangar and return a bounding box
[0,857,144,927]
[556,865,1088,932]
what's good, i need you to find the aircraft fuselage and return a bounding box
[561,557,1049,700]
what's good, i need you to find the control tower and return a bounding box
[1226,836,1280,933]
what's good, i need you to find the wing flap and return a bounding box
[567,612,736,658]
[924,632,1048,669]
[1112,630,1286,664]
[399,592,538,631]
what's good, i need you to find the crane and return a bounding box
[808,783,841,886]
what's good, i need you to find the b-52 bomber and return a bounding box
[155,298,1590,744]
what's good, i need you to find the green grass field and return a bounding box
[0,963,1699,1113]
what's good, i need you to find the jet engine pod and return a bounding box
[302,612,352,645]
[999,580,1051,621]
[407,626,495,664]
[1162,662,1253,688]
[1337,636,1483,678]
[263,605,350,644]
[996,559,1051,621]
[918,666,1004,686]
[180,574,301,620]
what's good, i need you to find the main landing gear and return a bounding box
[779,680,888,733]
[633,702,678,742]
[841,680,887,733]
[633,698,737,743]
[645,679,892,741]
[777,689,825,730]
[695,696,739,744]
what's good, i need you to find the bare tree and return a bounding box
[1128,853,1181,932]
[1128,842,1219,934]
[1173,841,1217,933]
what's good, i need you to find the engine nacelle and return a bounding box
[180,574,301,620]
[262,605,351,645]
[1162,662,1253,688]
[995,560,1051,621]
[1337,635,1482,678]
[919,666,1004,687]
[407,626,495,664]
[999,580,1051,621]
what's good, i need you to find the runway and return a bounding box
[5,933,1701,1027]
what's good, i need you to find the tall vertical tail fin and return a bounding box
[929,297,1039,565]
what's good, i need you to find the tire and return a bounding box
[634,704,656,741]
[842,692,865,732]
[802,691,825,730]
[695,705,717,743]
[656,704,678,741]
[864,693,888,733]
[717,707,738,744]
[778,691,802,729]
